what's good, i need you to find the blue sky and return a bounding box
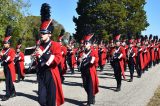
[142,0,160,37]
[28,0,160,37]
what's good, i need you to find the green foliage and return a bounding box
[74,0,149,42]
[0,0,67,51]
[0,0,30,49]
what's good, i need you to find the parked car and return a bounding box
[24,46,37,73]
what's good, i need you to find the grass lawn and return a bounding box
[147,86,160,106]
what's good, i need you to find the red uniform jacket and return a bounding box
[138,46,145,70]
[61,45,67,75]
[90,48,99,95]
[92,47,99,68]
[99,47,107,65]
[146,46,151,65]
[18,52,25,76]
[158,44,160,59]
[119,46,126,79]
[1,48,16,82]
[150,44,155,61]
[39,41,64,106]
[77,47,84,64]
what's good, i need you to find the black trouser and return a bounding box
[68,60,74,74]
[136,55,142,77]
[58,64,65,83]
[148,60,152,68]
[99,65,104,71]
[128,57,135,80]
[148,52,152,68]
[3,64,16,96]
[82,72,94,104]
[15,62,23,81]
[113,60,121,89]
[38,70,56,106]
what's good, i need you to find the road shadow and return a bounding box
[99,85,116,91]
[98,72,114,76]
[22,79,38,83]
[0,92,38,102]
[98,76,115,79]
[33,90,38,95]
[64,75,81,79]
[63,81,82,87]
[16,92,38,101]
[65,98,86,106]
[0,79,5,82]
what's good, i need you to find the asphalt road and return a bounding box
[0,63,160,106]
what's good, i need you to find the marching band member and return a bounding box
[127,36,136,82]
[58,29,67,83]
[36,3,64,106]
[112,34,126,91]
[98,41,107,72]
[79,34,99,106]
[14,39,25,82]
[0,26,16,101]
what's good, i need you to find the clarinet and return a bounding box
[14,52,20,64]
[0,48,10,66]
[79,50,91,72]
[27,40,41,72]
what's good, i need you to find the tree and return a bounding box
[124,0,149,36]
[73,0,149,42]
[0,0,30,48]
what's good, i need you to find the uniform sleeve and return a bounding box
[19,52,24,61]
[120,47,126,59]
[6,49,15,63]
[90,49,97,64]
[46,42,62,66]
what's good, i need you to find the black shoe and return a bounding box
[16,80,20,83]
[86,103,91,106]
[115,87,121,92]
[10,92,16,98]
[128,79,133,82]
[92,96,95,104]
[1,95,10,101]
[137,75,141,78]
[22,76,25,81]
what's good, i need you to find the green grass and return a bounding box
[147,86,160,106]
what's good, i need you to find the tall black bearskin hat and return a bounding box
[121,34,126,42]
[153,36,156,42]
[3,25,13,44]
[155,36,158,42]
[145,35,148,41]
[112,30,121,43]
[128,34,133,44]
[108,35,113,43]
[141,35,145,44]
[40,3,54,34]
[136,32,141,43]
[16,39,22,49]
[58,29,65,42]
[149,34,152,41]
